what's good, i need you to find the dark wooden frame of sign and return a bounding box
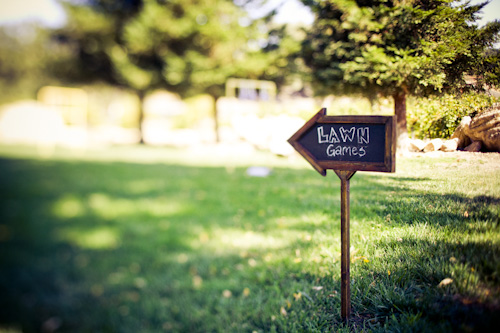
[287,108,396,176]
[288,108,396,322]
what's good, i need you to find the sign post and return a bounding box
[288,108,396,321]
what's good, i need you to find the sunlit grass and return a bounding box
[0,144,499,332]
[57,227,119,250]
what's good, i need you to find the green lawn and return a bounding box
[0,144,499,332]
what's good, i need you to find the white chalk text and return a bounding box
[317,126,369,145]
[326,145,366,157]
[317,126,370,158]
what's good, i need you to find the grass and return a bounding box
[0,144,499,332]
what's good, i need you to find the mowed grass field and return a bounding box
[0,144,499,332]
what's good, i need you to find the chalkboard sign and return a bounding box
[288,109,396,175]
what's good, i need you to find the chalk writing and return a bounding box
[327,145,366,157]
[317,126,370,145]
[357,127,369,144]
[288,110,395,174]
[315,126,371,159]
[317,126,340,144]
[340,127,355,142]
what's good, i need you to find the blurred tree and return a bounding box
[0,25,56,104]
[232,0,310,93]
[52,0,298,142]
[482,48,500,87]
[301,0,500,137]
[257,23,310,95]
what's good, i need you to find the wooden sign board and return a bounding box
[288,108,396,175]
[287,108,396,321]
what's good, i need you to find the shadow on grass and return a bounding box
[349,236,500,332]
[348,178,500,331]
[0,156,499,332]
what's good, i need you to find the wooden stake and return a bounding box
[334,170,356,321]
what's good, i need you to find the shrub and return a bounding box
[407,92,499,139]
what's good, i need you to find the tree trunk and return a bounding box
[137,90,146,144]
[393,91,407,139]
[213,95,220,143]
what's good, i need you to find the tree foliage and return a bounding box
[301,0,500,135]
[0,25,57,104]
[408,91,499,139]
[53,0,300,141]
[53,0,295,96]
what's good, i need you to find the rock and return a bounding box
[451,116,472,149]
[246,166,272,177]
[424,138,443,152]
[463,104,500,152]
[0,100,64,145]
[408,139,426,152]
[268,115,305,156]
[464,140,482,152]
[144,90,187,116]
[440,138,459,152]
[396,132,410,152]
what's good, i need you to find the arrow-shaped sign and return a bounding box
[288,108,396,176]
[287,108,396,321]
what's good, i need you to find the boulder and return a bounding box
[408,139,426,152]
[464,140,482,152]
[396,132,410,152]
[451,116,472,149]
[463,104,500,152]
[440,138,459,152]
[0,100,64,145]
[424,138,443,152]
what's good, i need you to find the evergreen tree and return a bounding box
[301,0,500,137]
[53,0,293,142]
